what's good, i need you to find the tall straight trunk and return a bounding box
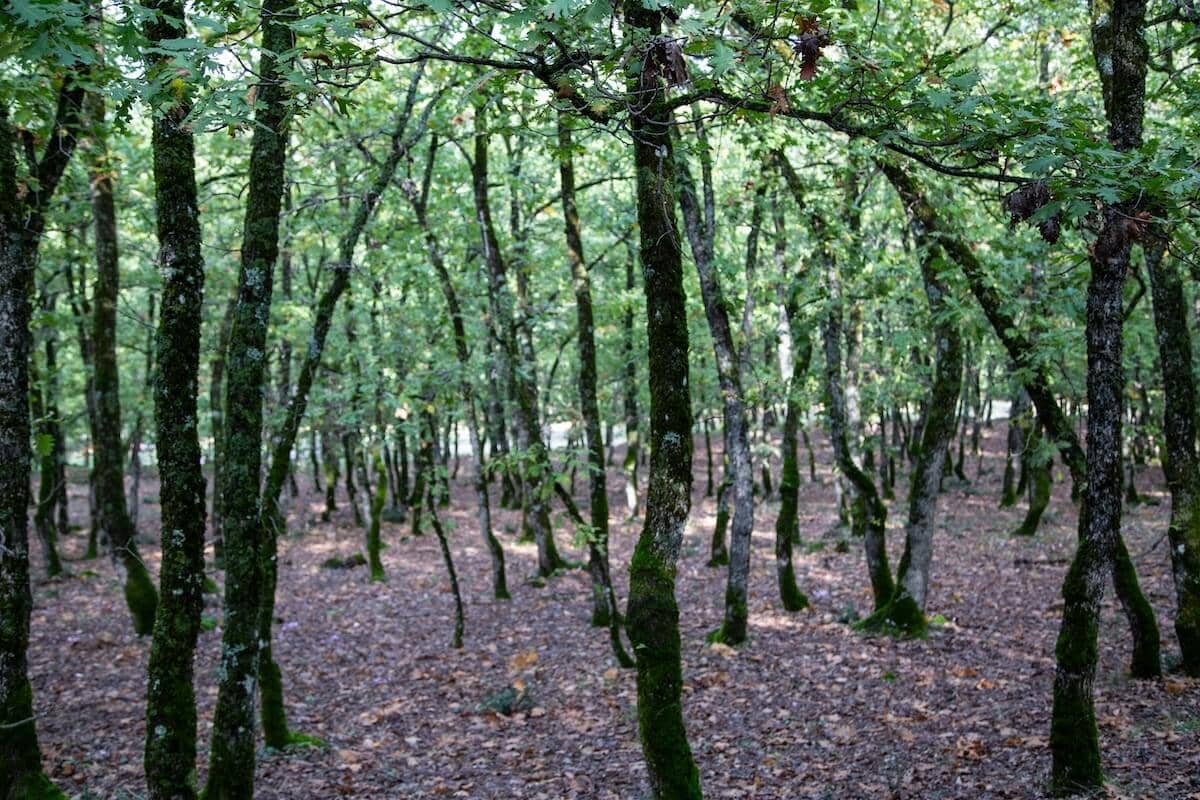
[676,118,753,645]
[621,5,703,796]
[406,130,508,600]
[865,161,964,635]
[0,78,81,800]
[87,87,158,634]
[559,115,616,626]
[623,250,641,519]
[140,4,209,796]
[472,103,564,575]
[882,149,1160,679]
[1145,236,1200,675]
[1051,1,1154,792]
[209,289,235,567]
[206,3,295,795]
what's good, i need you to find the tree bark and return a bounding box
[0,74,82,800]
[472,103,564,576]
[87,86,158,634]
[621,5,703,796]
[206,3,295,794]
[676,118,754,645]
[1052,1,1154,791]
[137,3,210,794]
[1144,236,1200,675]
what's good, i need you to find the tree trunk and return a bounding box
[29,318,65,579]
[407,131,509,600]
[623,251,641,519]
[0,76,82,800]
[621,5,703,795]
[89,87,159,634]
[472,103,564,576]
[208,289,235,568]
[139,4,209,793]
[865,161,964,635]
[1144,236,1200,675]
[677,116,753,645]
[560,114,617,626]
[1051,2,1154,791]
[206,3,295,794]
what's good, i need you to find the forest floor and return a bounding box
[27,425,1200,799]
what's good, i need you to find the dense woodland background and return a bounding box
[1,0,1199,798]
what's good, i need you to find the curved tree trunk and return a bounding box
[865,161,964,635]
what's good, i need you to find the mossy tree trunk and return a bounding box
[1144,236,1200,675]
[87,85,158,634]
[560,114,616,626]
[772,197,810,612]
[1051,1,1152,791]
[63,232,101,555]
[0,77,81,800]
[779,154,892,610]
[863,161,964,635]
[677,118,754,645]
[366,454,386,582]
[621,6,704,796]
[140,5,209,795]
[407,127,509,600]
[206,3,295,794]
[886,143,1160,679]
[775,280,812,612]
[1012,422,1053,538]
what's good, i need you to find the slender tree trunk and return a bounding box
[86,87,158,634]
[0,74,82,799]
[139,4,208,793]
[623,251,641,518]
[677,117,753,645]
[29,337,65,579]
[407,132,509,600]
[776,281,812,612]
[1001,387,1030,507]
[209,289,235,568]
[1145,236,1200,675]
[865,161,964,634]
[560,115,617,626]
[206,4,295,794]
[621,6,703,795]
[1051,2,1154,791]
[472,104,564,576]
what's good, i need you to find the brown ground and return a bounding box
[27,425,1200,799]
